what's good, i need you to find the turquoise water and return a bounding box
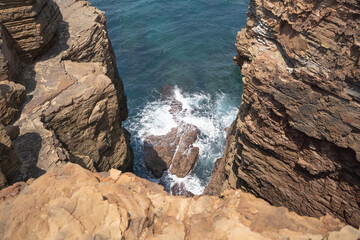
[90,0,248,193]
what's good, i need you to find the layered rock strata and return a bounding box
[0,0,62,60]
[0,0,133,181]
[206,0,360,227]
[1,163,360,239]
[0,25,26,126]
[0,124,21,189]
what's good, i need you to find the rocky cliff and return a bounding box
[1,163,360,239]
[0,0,133,183]
[206,0,360,227]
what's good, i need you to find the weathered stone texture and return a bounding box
[0,0,62,60]
[0,124,21,189]
[0,25,21,82]
[10,0,133,177]
[1,163,358,239]
[209,0,360,227]
[0,80,25,125]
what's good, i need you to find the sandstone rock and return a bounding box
[0,163,355,239]
[0,124,21,189]
[0,80,25,125]
[0,24,21,82]
[0,169,6,190]
[9,0,133,177]
[203,158,226,195]
[0,0,62,60]
[42,61,133,172]
[144,128,178,178]
[4,125,20,141]
[212,0,360,227]
[325,225,360,240]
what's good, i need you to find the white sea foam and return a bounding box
[136,102,177,137]
[126,86,239,195]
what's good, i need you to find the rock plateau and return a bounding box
[1,163,360,240]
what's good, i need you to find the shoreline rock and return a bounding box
[144,86,199,179]
[206,0,360,227]
[0,0,133,183]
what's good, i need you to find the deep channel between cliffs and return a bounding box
[89,0,248,194]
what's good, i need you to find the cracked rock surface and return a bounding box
[1,163,359,240]
[206,0,360,227]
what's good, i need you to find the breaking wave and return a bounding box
[126,86,238,195]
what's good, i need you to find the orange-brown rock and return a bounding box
[145,124,199,178]
[0,124,21,189]
[5,0,133,181]
[0,80,25,126]
[1,163,359,239]
[144,86,199,178]
[206,0,360,227]
[0,0,62,60]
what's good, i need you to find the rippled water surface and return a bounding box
[90,0,249,193]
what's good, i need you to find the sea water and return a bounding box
[90,0,249,194]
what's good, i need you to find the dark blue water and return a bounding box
[90,0,248,194]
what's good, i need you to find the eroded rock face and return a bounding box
[0,0,62,60]
[1,163,358,239]
[0,24,21,82]
[0,80,25,125]
[7,0,133,177]
[0,124,21,189]
[207,0,360,227]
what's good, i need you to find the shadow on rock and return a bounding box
[11,132,45,183]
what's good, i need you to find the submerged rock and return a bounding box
[0,163,358,239]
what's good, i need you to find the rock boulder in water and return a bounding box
[171,182,194,197]
[144,124,199,178]
[144,86,199,179]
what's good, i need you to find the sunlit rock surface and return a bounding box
[206,0,360,227]
[1,163,359,240]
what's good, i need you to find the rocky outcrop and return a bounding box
[0,124,21,189]
[145,125,199,178]
[0,80,25,125]
[0,0,134,180]
[144,86,199,178]
[0,0,62,60]
[0,24,21,82]
[207,0,360,227]
[0,24,26,126]
[1,163,359,239]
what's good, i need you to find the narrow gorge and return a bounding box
[0,0,359,239]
